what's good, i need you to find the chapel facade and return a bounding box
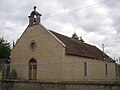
[10,6,117,81]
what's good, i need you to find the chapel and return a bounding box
[10,6,116,81]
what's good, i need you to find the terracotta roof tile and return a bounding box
[50,30,114,62]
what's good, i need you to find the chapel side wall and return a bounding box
[63,55,116,81]
[10,25,65,81]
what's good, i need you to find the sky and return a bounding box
[0,0,120,59]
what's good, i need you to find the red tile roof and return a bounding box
[50,30,114,62]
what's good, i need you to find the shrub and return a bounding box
[8,68,17,79]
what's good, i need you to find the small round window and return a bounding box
[31,42,35,49]
[30,40,37,49]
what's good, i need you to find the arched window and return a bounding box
[29,58,37,80]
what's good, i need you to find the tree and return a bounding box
[71,32,85,42]
[71,32,79,40]
[0,37,11,60]
[8,68,17,79]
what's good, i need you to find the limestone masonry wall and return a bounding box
[0,80,120,90]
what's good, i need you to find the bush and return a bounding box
[8,68,17,79]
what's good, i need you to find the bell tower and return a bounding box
[28,6,42,26]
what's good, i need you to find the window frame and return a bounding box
[84,62,88,77]
[29,58,37,80]
[105,64,108,76]
[30,40,37,50]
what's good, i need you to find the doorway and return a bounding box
[29,58,37,80]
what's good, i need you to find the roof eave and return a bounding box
[66,53,115,62]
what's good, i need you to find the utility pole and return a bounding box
[102,44,105,60]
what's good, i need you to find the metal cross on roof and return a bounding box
[34,6,37,11]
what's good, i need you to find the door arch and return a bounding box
[29,58,37,80]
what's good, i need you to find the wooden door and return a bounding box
[29,59,37,80]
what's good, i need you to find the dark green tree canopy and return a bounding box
[0,37,11,59]
[71,32,85,42]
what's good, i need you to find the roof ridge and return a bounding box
[49,30,95,47]
[49,30,114,62]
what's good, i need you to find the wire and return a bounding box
[0,23,27,30]
[0,0,111,30]
[43,0,111,20]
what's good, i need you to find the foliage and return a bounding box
[0,37,11,60]
[71,33,85,42]
[8,68,17,79]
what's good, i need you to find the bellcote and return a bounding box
[28,6,42,26]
